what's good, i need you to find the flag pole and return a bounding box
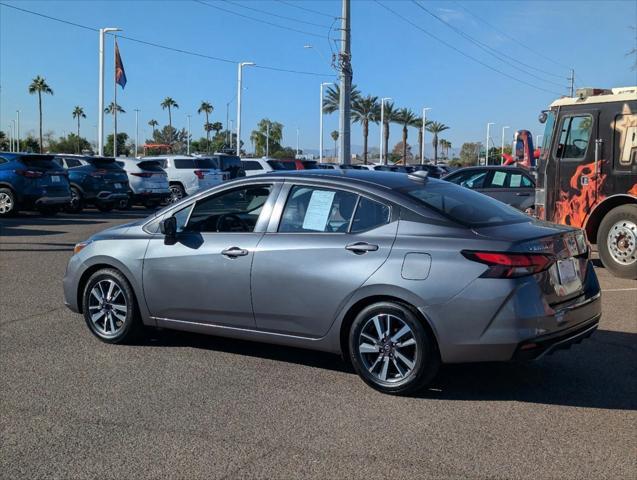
[113,37,118,158]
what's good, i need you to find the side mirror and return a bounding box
[538,111,548,124]
[160,216,177,239]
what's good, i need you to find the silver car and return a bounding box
[63,170,601,395]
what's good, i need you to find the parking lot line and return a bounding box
[601,288,637,292]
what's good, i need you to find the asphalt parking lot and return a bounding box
[1,210,636,479]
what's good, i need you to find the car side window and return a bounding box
[450,171,487,189]
[173,204,194,233]
[278,186,358,233]
[243,161,262,171]
[185,185,272,233]
[67,159,82,168]
[509,173,533,188]
[351,197,390,233]
[486,170,508,188]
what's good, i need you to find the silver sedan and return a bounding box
[64,170,601,394]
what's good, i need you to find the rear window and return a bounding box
[269,160,295,170]
[138,161,165,172]
[174,158,214,169]
[87,158,121,170]
[402,181,529,227]
[217,155,241,170]
[21,157,61,170]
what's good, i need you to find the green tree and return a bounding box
[160,97,179,143]
[148,119,159,136]
[0,131,9,151]
[49,133,92,154]
[426,121,450,164]
[197,101,214,148]
[351,95,379,164]
[330,130,339,158]
[380,102,399,161]
[459,142,481,166]
[395,108,418,164]
[322,84,362,114]
[391,141,412,164]
[104,132,130,157]
[210,121,223,136]
[72,106,86,153]
[28,75,53,153]
[250,119,283,157]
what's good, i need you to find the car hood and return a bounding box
[89,217,150,241]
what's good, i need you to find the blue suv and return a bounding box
[54,155,130,213]
[0,152,71,216]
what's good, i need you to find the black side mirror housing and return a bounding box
[160,216,177,238]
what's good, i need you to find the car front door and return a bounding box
[251,183,398,337]
[143,182,279,327]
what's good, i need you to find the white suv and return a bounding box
[143,155,225,203]
[115,158,171,208]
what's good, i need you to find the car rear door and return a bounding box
[250,182,398,337]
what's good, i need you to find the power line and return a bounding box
[0,2,332,77]
[412,1,568,89]
[275,0,336,19]
[193,0,327,39]
[453,1,571,71]
[375,1,563,97]
[223,0,331,29]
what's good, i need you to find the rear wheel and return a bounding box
[598,204,637,279]
[348,302,439,395]
[0,188,17,216]
[66,186,84,213]
[169,184,185,204]
[82,268,142,344]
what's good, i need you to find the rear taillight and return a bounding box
[462,251,554,278]
[131,172,153,178]
[194,169,208,180]
[15,169,44,178]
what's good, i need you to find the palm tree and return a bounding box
[198,101,214,146]
[104,102,125,115]
[330,130,339,159]
[148,119,159,136]
[427,121,450,164]
[72,106,86,153]
[395,108,418,164]
[380,102,399,162]
[160,97,179,143]
[351,95,379,164]
[323,84,362,114]
[211,121,223,137]
[28,76,53,153]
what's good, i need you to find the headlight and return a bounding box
[73,240,92,255]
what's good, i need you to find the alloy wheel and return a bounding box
[0,192,14,214]
[357,313,418,383]
[169,186,183,203]
[87,279,128,338]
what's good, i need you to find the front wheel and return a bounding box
[0,188,17,216]
[82,268,142,344]
[597,204,637,279]
[348,302,440,395]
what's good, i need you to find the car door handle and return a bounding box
[515,192,531,196]
[345,242,379,254]
[221,247,249,258]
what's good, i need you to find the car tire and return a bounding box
[82,268,143,344]
[169,184,185,204]
[96,202,115,213]
[597,204,637,279]
[66,186,84,213]
[0,188,17,216]
[348,301,440,395]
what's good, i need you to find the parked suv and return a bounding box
[115,158,171,208]
[55,155,130,213]
[0,152,71,216]
[207,154,245,179]
[144,155,225,203]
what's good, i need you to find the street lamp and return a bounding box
[7,124,13,152]
[319,81,335,163]
[304,44,329,66]
[501,126,510,165]
[485,122,495,165]
[98,27,121,156]
[186,114,191,155]
[296,127,300,156]
[236,61,255,156]
[134,109,140,157]
[379,97,392,164]
[15,110,21,152]
[421,107,431,165]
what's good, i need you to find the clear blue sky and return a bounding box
[1,0,635,154]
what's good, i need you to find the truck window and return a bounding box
[557,115,593,160]
[614,113,637,168]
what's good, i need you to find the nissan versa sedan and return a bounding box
[63,170,601,395]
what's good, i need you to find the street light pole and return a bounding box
[16,110,20,152]
[186,114,191,155]
[134,109,140,157]
[236,61,255,157]
[485,122,495,165]
[8,124,13,152]
[319,82,335,163]
[421,107,431,165]
[98,27,121,156]
[501,126,510,165]
[266,121,270,158]
[379,97,392,164]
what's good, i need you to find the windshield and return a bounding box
[539,111,556,161]
[138,161,165,172]
[402,181,530,227]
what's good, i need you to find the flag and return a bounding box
[115,40,127,89]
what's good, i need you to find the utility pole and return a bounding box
[236,62,255,156]
[338,0,352,165]
[379,97,392,164]
[421,107,431,165]
[134,109,140,157]
[568,68,575,97]
[186,114,191,155]
[485,122,494,165]
[501,126,509,165]
[98,27,120,156]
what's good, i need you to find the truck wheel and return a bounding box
[597,204,637,279]
[0,188,17,216]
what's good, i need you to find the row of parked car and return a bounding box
[0,151,536,217]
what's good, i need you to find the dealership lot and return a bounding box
[1,210,635,479]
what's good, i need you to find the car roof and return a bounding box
[0,152,55,161]
[446,165,530,173]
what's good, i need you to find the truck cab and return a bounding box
[535,86,637,278]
